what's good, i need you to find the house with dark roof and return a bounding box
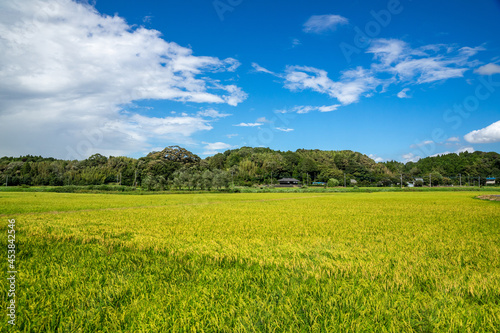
[277,178,300,187]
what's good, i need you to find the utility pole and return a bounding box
[133,170,137,188]
[429,174,432,188]
[231,170,234,188]
[459,173,461,186]
[400,174,403,189]
[5,175,8,187]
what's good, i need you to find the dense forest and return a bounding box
[1,146,499,189]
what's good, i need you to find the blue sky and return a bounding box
[1,0,499,162]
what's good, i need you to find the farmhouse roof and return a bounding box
[278,178,299,182]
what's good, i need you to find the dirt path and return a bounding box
[477,195,500,202]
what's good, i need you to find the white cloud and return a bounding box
[318,105,341,112]
[256,39,483,106]
[430,146,475,157]
[202,141,237,155]
[279,104,341,114]
[402,153,421,163]
[447,136,460,142]
[256,117,271,123]
[284,65,378,105]
[291,38,301,48]
[456,146,475,154]
[368,154,385,163]
[197,109,231,118]
[464,120,500,143]
[303,15,348,34]
[368,39,483,84]
[0,0,246,158]
[410,140,434,149]
[226,133,238,138]
[275,127,294,132]
[474,63,500,75]
[234,122,263,127]
[251,63,276,75]
[397,88,410,98]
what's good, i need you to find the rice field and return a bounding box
[1,191,500,332]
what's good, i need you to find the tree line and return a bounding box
[0,146,499,189]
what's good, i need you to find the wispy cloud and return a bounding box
[368,39,484,84]
[276,127,294,132]
[284,66,378,105]
[256,39,484,106]
[397,88,411,98]
[278,104,341,114]
[256,117,271,123]
[202,141,237,155]
[291,38,301,48]
[410,140,434,149]
[303,14,348,34]
[197,109,232,118]
[234,122,263,127]
[464,120,500,143]
[251,63,276,75]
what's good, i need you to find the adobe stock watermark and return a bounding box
[340,0,412,64]
[213,0,244,21]
[6,219,17,326]
[409,74,500,159]
[65,128,104,161]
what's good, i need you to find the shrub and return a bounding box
[327,178,340,187]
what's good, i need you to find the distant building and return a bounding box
[312,182,326,186]
[486,177,496,185]
[277,178,300,186]
[350,179,357,185]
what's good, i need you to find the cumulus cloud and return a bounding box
[464,120,500,143]
[474,63,500,75]
[0,0,246,158]
[303,14,348,34]
[402,152,421,163]
[368,154,385,163]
